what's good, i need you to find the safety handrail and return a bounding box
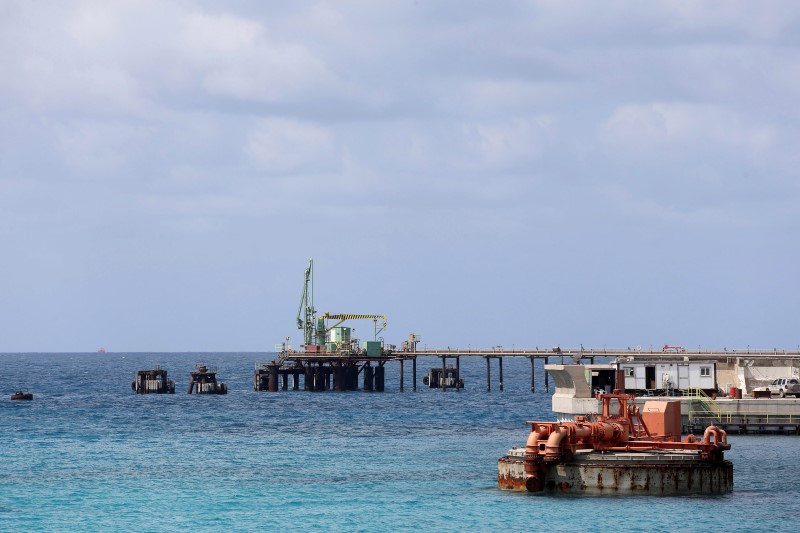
[684,387,721,422]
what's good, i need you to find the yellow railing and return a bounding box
[690,412,800,425]
[684,387,723,422]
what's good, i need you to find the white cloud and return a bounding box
[470,117,553,166]
[53,119,150,175]
[180,12,262,53]
[244,118,339,173]
[602,102,776,153]
[178,12,330,103]
[65,5,118,47]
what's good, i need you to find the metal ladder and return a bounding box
[684,387,728,424]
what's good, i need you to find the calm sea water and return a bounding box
[1,352,796,532]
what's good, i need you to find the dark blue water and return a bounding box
[1,353,795,531]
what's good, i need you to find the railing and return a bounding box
[690,412,800,425]
[684,387,725,422]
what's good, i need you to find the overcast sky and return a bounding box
[1,1,798,352]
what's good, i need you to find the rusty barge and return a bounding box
[188,365,227,395]
[132,367,176,394]
[498,391,732,495]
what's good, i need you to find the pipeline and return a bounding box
[523,392,730,476]
[544,427,568,462]
[703,424,727,445]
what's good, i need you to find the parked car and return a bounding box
[769,378,800,398]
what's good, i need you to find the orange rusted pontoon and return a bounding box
[498,391,732,495]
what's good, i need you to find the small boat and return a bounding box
[11,391,33,401]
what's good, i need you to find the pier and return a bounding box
[266,260,800,396]
[252,344,800,394]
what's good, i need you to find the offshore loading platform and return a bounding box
[254,259,417,392]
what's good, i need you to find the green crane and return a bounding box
[296,259,317,346]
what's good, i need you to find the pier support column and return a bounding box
[364,364,374,391]
[281,372,288,391]
[499,357,504,392]
[292,370,299,390]
[268,364,279,392]
[346,365,358,391]
[442,356,446,392]
[530,357,535,393]
[400,359,404,392]
[375,364,385,392]
[544,356,549,393]
[456,356,460,392]
[333,365,344,392]
[486,356,491,392]
[314,366,325,391]
[304,365,313,391]
[412,357,417,391]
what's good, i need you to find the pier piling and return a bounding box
[268,364,279,392]
[499,357,504,392]
[364,364,374,391]
[544,356,549,392]
[530,356,535,393]
[375,365,385,392]
[486,356,491,392]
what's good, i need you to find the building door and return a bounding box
[645,366,656,390]
[677,363,689,390]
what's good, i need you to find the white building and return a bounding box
[616,358,716,393]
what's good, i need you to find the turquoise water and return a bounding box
[1,352,795,531]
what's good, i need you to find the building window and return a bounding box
[624,367,634,377]
[700,367,711,377]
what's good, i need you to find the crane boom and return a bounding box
[296,259,315,345]
[322,313,387,339]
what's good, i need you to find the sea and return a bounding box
[1,352,796,532]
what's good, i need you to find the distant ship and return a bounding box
[97,347,106,353]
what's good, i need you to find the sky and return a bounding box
[1,1,799,352]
